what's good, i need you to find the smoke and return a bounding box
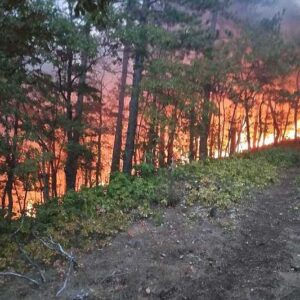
[232,0,300,40]
[279,0,300,40]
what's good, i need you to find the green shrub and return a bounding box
[180,148,300,208]
[134,162,156,178]
[2,147,299,271]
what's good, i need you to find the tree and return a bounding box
[46,1,100,191]
[0,0,54,218]
[110,0,133,174]
[75,0,111,16]
[122,0,153,175]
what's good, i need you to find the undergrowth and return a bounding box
[0,147,299,272]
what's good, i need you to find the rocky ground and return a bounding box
[1,168,300,300]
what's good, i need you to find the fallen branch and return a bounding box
[36,235,77,266]
[56,253,74,297]
[34,234,77,297]
[0,272,40,286]
[17,243,46,283]
[10,223,46,284]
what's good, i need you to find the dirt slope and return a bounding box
[1,168,300,300]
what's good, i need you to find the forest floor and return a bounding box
[1,168,300,300]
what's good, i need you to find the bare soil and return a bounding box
[1,168,300,300]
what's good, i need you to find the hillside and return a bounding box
[0,146,300,299]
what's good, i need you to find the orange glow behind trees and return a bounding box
[1,0,300,217]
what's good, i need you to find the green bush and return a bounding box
[183,148,300,208]
[1,147,299,271]
[134,162,156,178]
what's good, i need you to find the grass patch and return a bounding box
[177,147,300,208]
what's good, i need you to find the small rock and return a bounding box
[291,265,300,272]
[184,265,196,275]
[127,239,144,249]
[72,289,89,300]
[146,287,151,295]
[185,183,192,190]
[209,207,218,218]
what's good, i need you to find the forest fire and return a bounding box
[3,1,300,299]
[1,0,300,218]
[5,93,300,216]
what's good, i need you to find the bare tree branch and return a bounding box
[56,254,73,297]
[34,234,78,297]
[36,235,77,266]
[17,244,46,283]
[0,272,40,286]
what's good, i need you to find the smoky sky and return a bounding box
[261,0,300,40]
[232,0,300,40]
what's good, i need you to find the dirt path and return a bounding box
[1,168,300,300]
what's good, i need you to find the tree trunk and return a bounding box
[294,102,298,139]
[167,127,176,165]
[6,170,14,219]
[167,104,178,165]
[209,116,215,158]
[159,125,166,167]
[65,37,88,191]
[268,100,280,144]
[96,131,102,185]
[1,186,6,213]
[283,105,291,140]
[257,100,264,147]
[295,70,300,139]
[199,84,212,160]
[263,108,270,145]
[111,44,130,174]
[123,50,145,174]
[236,118,245,151]
[217,100,222,157]
[96,82,103,185]
[6,113,19,219]
[50,160,57,198]
[226,103,238,156]
[41,155,50,202]
[245,99,251,150]
[199,9,218,160]
[123,0,151,175]
[230,126,237,155]
[146,96,158,164]
[252,115,258,149]
[220,97,226,157]
[123,0,150,174]
[1,167,15,219]
[189,106,196,161]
